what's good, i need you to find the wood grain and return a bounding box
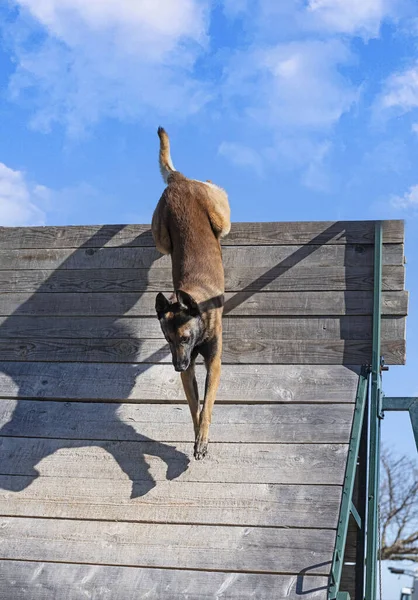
[0,362,360,402]
[0,291,408,317]
[0,243,404,270]
[0,315,405,365]
[0,400,355,443]
[0,217,407,600]
[0,315,405,340]
[0,437,348,485]
[0,290,408,318]
[0,337,405,365]
[0,265,404,293]
[0,517,336,574]
[0,220,404,248]
[0,478,342,528]
[0,561,330,599]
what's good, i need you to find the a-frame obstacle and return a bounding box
[0,220,409,599]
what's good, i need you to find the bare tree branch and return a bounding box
[379,447,418,562]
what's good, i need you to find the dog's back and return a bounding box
[152,129,230,303]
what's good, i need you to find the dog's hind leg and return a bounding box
[181,361,200,439]
[151,201,172,255]
[194,348,222,460]
[204,188,231,239]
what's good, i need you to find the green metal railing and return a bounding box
[329,222,383,600]
[364,221,384,600]
[329,221,417,599]
[328,368,368,599]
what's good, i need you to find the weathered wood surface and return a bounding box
[0,517,336,574]
[0,400,354,443]
[0,362,360,402]
[0,315,405,365]
[0,561,330,600]
[0,337,405,365]
[0,220,404,248]
[0,478,341,527]
[0,265,405,292]
[0,243,404,270]
[0,437,348,485]
[0,315,404,339]
[0,290,408,317]
[0,219,406,598]
[0,336,405,364]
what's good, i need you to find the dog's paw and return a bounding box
[194,437,208,460]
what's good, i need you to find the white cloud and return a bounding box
[7,0,211,135]
[219,0,401,188]
[221,38,358,189]
[243,0,399,40]
[218,141,263,175]
[226,39,358,131]
[391,184,418,209]
[412,123,418,134]
[380,63,418,114]
[306,0,397,37]
[0,163,46,226]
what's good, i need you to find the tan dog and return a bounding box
[151,127,231,459]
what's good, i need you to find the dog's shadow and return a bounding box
[0,226,189,498]
[0,220,355,500]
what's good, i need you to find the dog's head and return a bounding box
[155,290,204,372]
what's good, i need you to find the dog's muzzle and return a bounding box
[174,360,190,372]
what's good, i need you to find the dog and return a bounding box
[151,127,231,460]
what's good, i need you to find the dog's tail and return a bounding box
[158,127,176,184]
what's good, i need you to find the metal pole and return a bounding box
[365,221,383,600]
[355,393,369,600]
[329,369,368,599]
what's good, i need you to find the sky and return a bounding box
[0,1,417,598]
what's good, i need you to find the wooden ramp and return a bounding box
[0,221,407,599]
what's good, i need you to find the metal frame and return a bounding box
[383,397,418,451]
[329,222,385,600]
[364,221,384,600]
[329,223,384,600]
[328,367,368,600]
[329,221,416,599]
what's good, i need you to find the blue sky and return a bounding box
[0,1,417,596]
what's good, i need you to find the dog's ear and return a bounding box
[176,290,200,316]
[155,292,170,316]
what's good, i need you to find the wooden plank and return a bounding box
[0,220,404,248]
[0,362,360,402]
[0,290,408,316]
[0,560,329,599]
[0,265,404,293]
[0,337,405,365]
[0,437,348,485]
[0,315,404,340]
[0,244,403,270]
[0,478,342,527]
[0,517,336,575]
[0,400,355,443]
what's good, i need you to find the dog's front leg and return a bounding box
[194,353,221,460]
[181,362,200,439]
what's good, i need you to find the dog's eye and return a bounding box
[180,337,190,344]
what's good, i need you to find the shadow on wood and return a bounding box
[0,227,190,498]
[0,222,371,499]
